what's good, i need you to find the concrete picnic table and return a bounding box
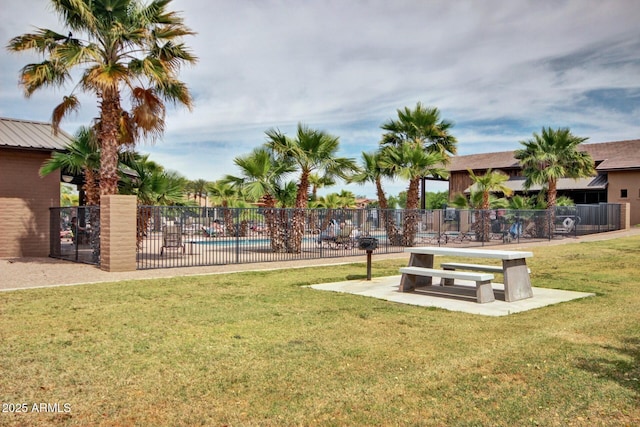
[400,246,534,302]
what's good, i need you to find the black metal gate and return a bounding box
[49,206,100,265]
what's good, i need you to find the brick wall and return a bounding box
[0,148,60,257]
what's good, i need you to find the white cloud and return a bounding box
[2,0,640,198]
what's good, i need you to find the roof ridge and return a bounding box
[0,117,53,125]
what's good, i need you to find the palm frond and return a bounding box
[154,79,193,109]
[7,28,68,54]
[19,61,70,96]
[52,95,81,133]
[51,0,98,33]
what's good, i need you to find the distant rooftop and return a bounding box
[448,139,640,172]
[0,117,73,152]
[465,175,608,194]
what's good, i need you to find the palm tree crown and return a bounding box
[265,123,358,252]
[39,126,101,205]
[514,127,594,209]
[7,0,197,199]
[379,144,448,210]
[265,123,358,209]
[381,102,457,160]
[467,169,513,210]
[225,147,294,208]
[350,151,393,209]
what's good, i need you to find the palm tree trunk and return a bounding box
[288,172,310,253]
[546,179,557,237]
[98,89,122,198]
[401,178,420,246]
[223,204,235,236]
[263,195,286,253]
[376,177,400,245]
[239,220,248,237]
[320,208,334,231]
[479,195,491,242]
[83,167,100,206]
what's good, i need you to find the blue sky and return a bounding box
[2,0,640,198]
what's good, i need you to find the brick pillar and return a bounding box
[620,202,631,230]
[100,195,137,272]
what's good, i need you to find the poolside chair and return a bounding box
[161,225,185,255]
[329,225,355,249]
[554,217,576,235]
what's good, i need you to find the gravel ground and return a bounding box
[1,228,638,292]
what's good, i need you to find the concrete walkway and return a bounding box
[310,276,595,316]
[1,227,638,292]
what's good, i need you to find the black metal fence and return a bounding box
[135,206,401,269]
[48,203,622,270]
[133,204,621,270]
[49,206,101,265]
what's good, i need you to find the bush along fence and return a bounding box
[49,202,623,270]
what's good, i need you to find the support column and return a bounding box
[100,195,137,272]
[620,202,631,230]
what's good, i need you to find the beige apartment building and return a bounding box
[446,140,640,225]
[0,117,72,257]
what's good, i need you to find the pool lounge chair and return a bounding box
[161,225,185,255]
[554,217,576,235]
[325,226,355,249]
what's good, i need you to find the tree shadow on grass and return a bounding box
[575,337,640,395]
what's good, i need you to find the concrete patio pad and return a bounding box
[309,275,594,316]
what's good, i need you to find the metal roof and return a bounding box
[448,140,640,172]
[0,117,73,151]
[465,175,608,194]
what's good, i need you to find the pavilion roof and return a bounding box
[0,117,73,152]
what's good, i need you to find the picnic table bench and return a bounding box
[399,247,534,303]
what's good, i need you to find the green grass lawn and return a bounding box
[1,236,639,426]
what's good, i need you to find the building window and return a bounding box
[620,189,628,198]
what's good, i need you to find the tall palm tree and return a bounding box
[467,169,513,210]
[224,147,294,252]
[380,102,457,221]
[515,127,594,210]
[336,190,357,208]
[225,148,284,207]
[381,102,457,159]
[515,127,594,235]
[191,179,209,207]
[120,154,188,206]
[265,123,358,253]
[308,173,336,202]
[466,169,513,241]
[350,151,392,208]
[273,181,299,208]
[8,0,197,199]
[39,126,101,205]
[310,193,343,231]
[208,180,241,236]
[350,150,399,238]
[379,144,447,245]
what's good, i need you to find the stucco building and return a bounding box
[446,140,640,225]
[0,117,72,257]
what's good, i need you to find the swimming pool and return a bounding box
[192,237,317,246]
